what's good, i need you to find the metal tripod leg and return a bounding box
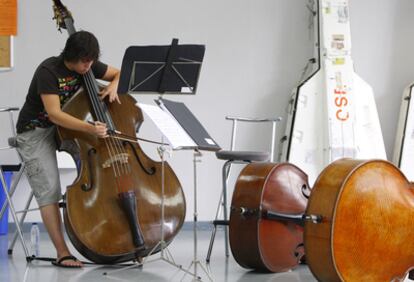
[181,151,213,281]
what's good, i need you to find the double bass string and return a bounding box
[84,72,125,193]
[85,70,135,193]
[83,72,121,162]
[83,71,127,193]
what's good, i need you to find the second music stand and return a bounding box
[155,98,221,281]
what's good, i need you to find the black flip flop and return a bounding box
[52,255,82,268]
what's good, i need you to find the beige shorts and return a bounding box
[16,127,62,207]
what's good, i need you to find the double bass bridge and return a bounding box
[102,153,130,168]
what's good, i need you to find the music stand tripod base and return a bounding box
[181,151,214,282]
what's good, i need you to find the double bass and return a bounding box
[230,159,414,280]
[229,162,310,272]
[305,159,414,281]
[52,1,185,263]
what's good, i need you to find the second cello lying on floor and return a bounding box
[229,162,310,272]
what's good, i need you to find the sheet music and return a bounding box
[137,103,197,149]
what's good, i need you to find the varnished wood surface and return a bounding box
[58,90,186,263]
[230,162,308,272]
[305,159,414,281]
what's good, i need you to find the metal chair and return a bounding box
[0,107,37,260]
[206,115,282,263]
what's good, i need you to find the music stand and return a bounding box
[137,100,220,281]
[117,38,205,95]
[108,39,216,281]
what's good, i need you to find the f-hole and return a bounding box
[81,148,97,191]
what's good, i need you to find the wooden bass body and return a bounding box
[58,89,186,263]
[305,159,414,281]
[229,162,309,272]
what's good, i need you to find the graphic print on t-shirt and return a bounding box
[16,56,107,134]
[24,75,81,131]
[58,76,81,104]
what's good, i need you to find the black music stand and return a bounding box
[108,39,215,281]
[117,38,205,95]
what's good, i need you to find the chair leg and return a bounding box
[8,191,34,256]
[0,167,30,259]
[206,223,217,263]
[221,161,232,258]
[206,160,232,263]
[206,190,222,263]
[0,164,25,219]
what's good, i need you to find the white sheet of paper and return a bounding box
[137,103,196,149]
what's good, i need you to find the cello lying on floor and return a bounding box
[229,162,310,272]
[230,159,414,281]
[305,159,414,282]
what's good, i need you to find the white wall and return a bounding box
[1,0,412,223]
[349,0,414,156]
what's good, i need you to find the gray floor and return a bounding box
[0,227,320,282]
[3,228,413,282]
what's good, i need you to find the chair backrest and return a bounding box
[0,107,19,136]
[225,116,282,162]
[0,107,20,160]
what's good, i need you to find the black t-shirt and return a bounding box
[16,56,108,133]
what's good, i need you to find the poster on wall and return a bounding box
[0,35,13,70]
[0,0,18,35]
[0,0,17,71]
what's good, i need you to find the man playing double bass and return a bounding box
[15,31,120,268]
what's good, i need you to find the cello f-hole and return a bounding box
[294,243,305,262]
[123,141,156,175]
[81,148,97,192]
[301,184,311,199]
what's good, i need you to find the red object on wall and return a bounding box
[0,0,17,35]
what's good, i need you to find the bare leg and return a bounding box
[39,203,83,267]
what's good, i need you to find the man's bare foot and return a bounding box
[52,254,83,268]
